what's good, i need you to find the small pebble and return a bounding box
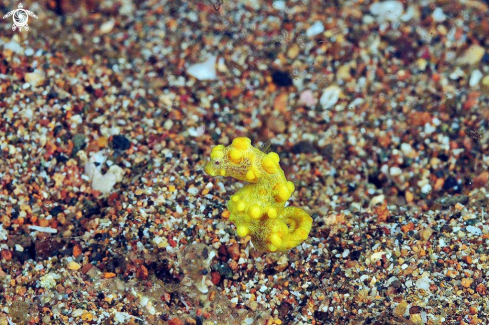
[461,278,473,288]
[306,21,324,37]
[272,1,286,10]
[458,45,485,65]
[390,167,402,177]
[469,70,483,87]
[421,184,432,194]
[466,225,482,236]
[432,8,446,22]
[67,261,81,271]
[100,20,115,34]
[298,90,317,107]
[400,143,412,155]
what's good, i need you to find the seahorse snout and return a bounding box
[204,161,217,176]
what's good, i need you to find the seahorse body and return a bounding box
[204,137,313,252]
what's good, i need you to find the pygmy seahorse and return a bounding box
[204,137,313,252]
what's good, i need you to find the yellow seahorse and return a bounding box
[204,137,313,252]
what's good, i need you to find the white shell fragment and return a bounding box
[79,150,125,193]
[370,194,385,206]
[466,225,482,236]
[272,1,286,10]
[415,274,433,291]
[187,55,217,80]
[89,165,125,194]
[28,225,58,233]
[0,224,8,240]
[3,40,24,54]
[319,85,341,109]
[370,1,404,22]
[188,125,206,137]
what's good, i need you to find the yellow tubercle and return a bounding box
[236,226,249,237]
[275,184,290,202]
[268,152,280,163]
[246,170,255,181]
[210,145,225,157]
[261,156,276,174]
[270,234,283,247]
[237,201,246,212]
[267,207,278,219]
[286,181,295,194]
[248,205,262,219]
[232,137,251,150]
[204,137,313,253]
[229,148,242,163]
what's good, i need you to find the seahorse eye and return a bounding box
[214,161,220,166]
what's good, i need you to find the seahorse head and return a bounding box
[204,145,226,177]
